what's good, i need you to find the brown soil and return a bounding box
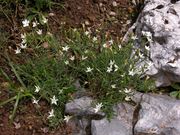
[48,0,136,39]
[0,0,140,134]
[0,89,74,135]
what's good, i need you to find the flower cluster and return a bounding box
[94,103,103,113]
[15,16,48,54]
[142,31,153,43]
[106,60,119,73]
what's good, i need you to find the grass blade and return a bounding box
[10,92,20,122]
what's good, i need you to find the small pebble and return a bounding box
[112,1,117,7]
[49,13,55,16]
[109,11,116,16]
[85,20,90,26]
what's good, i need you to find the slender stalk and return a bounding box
[5,53,26,88]
[0,96,17,107]
[10,92,20,122]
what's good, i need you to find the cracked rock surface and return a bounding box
[132,92,180,135]
[91,103,135,135]
[65,93,180,135]
[135,0,180,86]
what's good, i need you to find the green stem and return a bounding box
[10,92,20,122]
[5,53,26,88]
[0,96,17,107]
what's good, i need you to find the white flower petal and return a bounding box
[86,67,93,72]
[15,48,21,54]
[64,115,72,123]
[94,103,103,113]
[111,84,116,89]
[35,85,40,93]
[22,19,30,27]
[36,29,42,35]
[62,46,69,52]
[48,109,55,119]
[50,95,58,105]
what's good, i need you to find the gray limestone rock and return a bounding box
[135,0,180,86]
[91,103,135,135]
[65,96,105,118]
[65,97,93,115]
[132,92,180,135]
[65,97,104,135]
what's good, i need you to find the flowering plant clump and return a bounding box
[7,24,155,126]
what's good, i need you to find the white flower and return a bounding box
[108,40,113,45]
[147,37,153,42]
[107,66,113,73]
[145,45,150,51]
[128,69,136,76]
[138,52,144,59]
[86,67,93,73]
[132,35,138,40]
[111,84,116,89]
[85,50,89,54]
[84,81,88,85]
[20,43,27,49]
[32,21,38,27]
[135,68,142,75]
[15,47,21,54]
[109,60,115,66]
[125,96,131,101]
[64,60,69,65]
[36,29,42,35]
[142,31,152,42]
[142,31,151,37]
[59,89,63,94]
[70,56,75,61]
[103,43,108,48]
[32,98,39,105]
[85,31,90,36]
[62,46,69,52]
[118,44,122,50]
[119,90,123,93]
[126,20,131,25]
[21,33,26,39]
[93,37,97,42]
[82,55,88,60]
[146,61,154,70]
[48,109,55,119]
[124,88,132,94]
[20,33,27,45]
[50,95,58,105]
[64,115,72,123]
[21,38,26,44]
[42,15,48,24]
[94,103,103,113]
[121,73,125,77]
[35,85,40,93]
[22,19,30,27]
[134,55,138,60]
[114,64,119,72]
